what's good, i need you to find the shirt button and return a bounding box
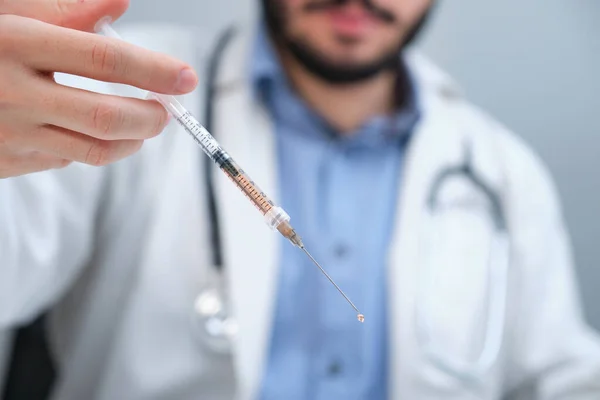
[327,361,343,377]
[333,244,349,259]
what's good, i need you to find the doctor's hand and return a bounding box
[0,0,199,178]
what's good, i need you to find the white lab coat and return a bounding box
[1,22,600,400]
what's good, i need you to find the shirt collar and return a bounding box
[249,22,421,148]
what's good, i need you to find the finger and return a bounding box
[0,0,130,31]
[30,78,170,141]
[0,150,71,179]
[9,17,198,95]
[15,124,144,166]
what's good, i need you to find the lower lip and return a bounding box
[327,10,375,37]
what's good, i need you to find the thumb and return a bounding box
[0,0,130,31]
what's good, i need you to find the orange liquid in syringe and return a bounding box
[219,158,274,215]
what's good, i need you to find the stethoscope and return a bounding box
[415,145,510,385]
[189,27,510,384]
[189,26,240,355]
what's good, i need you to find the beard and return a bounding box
[261,0,435,85]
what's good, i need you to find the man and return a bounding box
[1,0,600,399]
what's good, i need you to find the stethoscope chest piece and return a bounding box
[191,281,238,354]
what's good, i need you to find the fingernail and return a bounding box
[175,68,198,93]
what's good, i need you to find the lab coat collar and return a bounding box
[212,22,470,399]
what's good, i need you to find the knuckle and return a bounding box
[85,140,115,166]
[92,102,125,136]
[90,42,124,76]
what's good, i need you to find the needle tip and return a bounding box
[357,314,365,323]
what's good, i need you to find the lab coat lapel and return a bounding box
[211,27,279,400]
[387,53,468,398]
[210,31,471,399]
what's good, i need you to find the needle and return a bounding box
[301,246,365,323]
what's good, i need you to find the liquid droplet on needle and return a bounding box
[357,314,365,323]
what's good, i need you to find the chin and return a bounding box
[322,41,388,65]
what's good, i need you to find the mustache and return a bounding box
[304,0,397,25]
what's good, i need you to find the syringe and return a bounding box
[95,18,364,323]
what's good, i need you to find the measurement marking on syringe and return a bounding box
[248,188,260,199]
[242,183,258,198]
[244,184,261,200]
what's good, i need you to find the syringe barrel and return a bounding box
[149,94,291,230]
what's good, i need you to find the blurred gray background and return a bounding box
[118,0,600,329]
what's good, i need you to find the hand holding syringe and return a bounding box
[95,18,364,323]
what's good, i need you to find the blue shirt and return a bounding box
[251,25,420,400]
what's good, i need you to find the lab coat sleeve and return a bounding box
[499,131,600,399]
[0,162,107,329]
[0,71,133,329]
